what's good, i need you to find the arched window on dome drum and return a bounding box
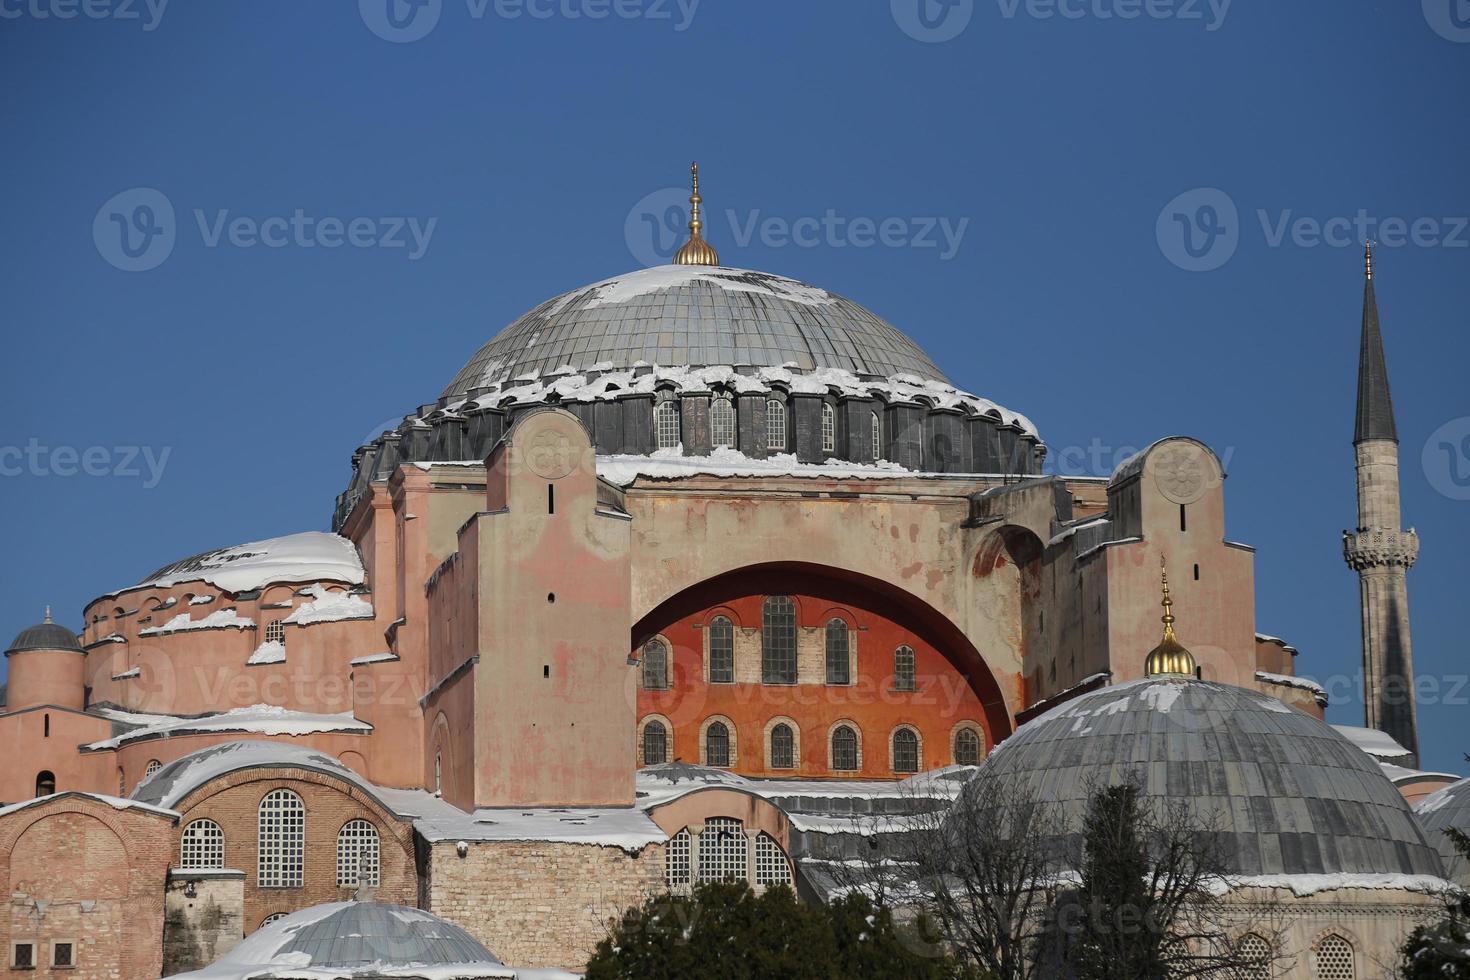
[705,721,731,768]
[336,819,380,889]
[893,728,919,774]
[643,720,668,766]
[954,728,982,767]
[708,616,734,684]
[35,771,55,797]
[754,833,792,887]
[1315,935,1355,979]
[711,393,736,448]
[762,596,797,685]
[698,817,747,882]
[1234,934,1272,980]
[894,646,916,692]
[824,619,850,685]
[821,402,836,454]
[770,723,795,770]
[766,399,787,451]
[871,411,882,461]
[264,620,286,647]
[831,726,858,772]
[258,789,305,888]
[641,639,669,691]
[181,819,225,869]
[655,400,681,451]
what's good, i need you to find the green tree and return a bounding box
[1400,823,1470,978]
[585,881,980,980]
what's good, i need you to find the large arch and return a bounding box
[632,560,1014,743]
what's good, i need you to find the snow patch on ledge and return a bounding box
[111,667,141,681]
[140,608,255,636]
[83,705,371,750]
[350,652,399,666]
[1210,873,1455,898]
[591,447,1013,488]
[246,640,286,665]
[282,584,375,625]
[1255,671,1326,696]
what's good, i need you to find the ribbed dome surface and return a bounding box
[978,679,1443,877]
[1416,777,1470,885]
[6,621,82,655]
[442,265,950,398]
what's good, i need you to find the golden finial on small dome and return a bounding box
[1364,240,1374,281]
[1144,558,1197,678]
[672,162,720,267]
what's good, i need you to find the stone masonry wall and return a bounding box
[425,839,665,971]
[162,872,244,976]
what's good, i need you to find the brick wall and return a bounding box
[172,767,416,934]
[0,798,174,980]
[163,872,244,976]
[425,839,664,971]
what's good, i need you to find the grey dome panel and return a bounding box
[977,679,1443,878]
[1416,778,1470,886]
[443,265,950,398]
[278,903,501,968]
[6,621,83,655]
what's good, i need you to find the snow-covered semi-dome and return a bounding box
[1416,777,1470,886]
[974,678,1446,881]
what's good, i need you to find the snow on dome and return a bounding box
[441,265,954,397]
[167,901,519,979]
[129,740,383,810]
[124,531,365,596]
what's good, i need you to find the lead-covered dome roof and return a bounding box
[442,265,951,398]
[1416,777,1470,885]
[977,678,1443,878]
[6,620,83,655]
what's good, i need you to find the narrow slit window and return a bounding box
[708,616,734,684]
[871,411,882,461]
[547,483,555,514]
[1180,503,1187,532]
[824,619,850,685]
[711,393,736,448]
[821,402,836,454]
[655,400,680,450]
[894,645,917,692]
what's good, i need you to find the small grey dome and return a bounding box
[6,620,83,655]
[442,265,951,398]
[1416,777,1470,886]
[977,678,1443,878]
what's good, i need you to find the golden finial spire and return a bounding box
[1145,557,1197,678]
[1365,240,1374,281]
[672,162,720,267]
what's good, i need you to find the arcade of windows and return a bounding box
[663,817,794,893]
[647,395,884,461]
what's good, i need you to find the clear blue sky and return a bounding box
[2,1,1467,770]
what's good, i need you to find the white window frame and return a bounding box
[821,402,836,454]
[655,400,681,450]
[181,818,225,869]
[765,399,786,451]
[258,788,305,888]
[710,393,736,448]
[336,819,381,889]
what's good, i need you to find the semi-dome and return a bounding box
[1416,777,1470,885]
[441,264,951,399]
[169,901,511,979]
[977,677,1444,878]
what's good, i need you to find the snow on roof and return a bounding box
[1331,724,1413,759]
[0,791,178,822]
[131,740,385,810]
[85,706,372,751]
[139,608,254,636]
[282,584,375,625]
[1254,632,1300,654]
[123,531,366,597]
[374,787,665,852]
[1255,670,1327,698]
[1210,873,1455,898]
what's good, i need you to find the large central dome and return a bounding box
[442,265,950,399]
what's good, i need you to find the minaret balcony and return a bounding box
[1342,527,1420,570]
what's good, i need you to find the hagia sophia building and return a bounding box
[1,166,1466,978]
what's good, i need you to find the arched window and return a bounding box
[954,727,982,766]
[1316,935,1355,979]
[871,411,882,460]
[761,596,796,685]
[35,771,56,797]
[434,753,442,797]
[264,620,286,647]
[893,728,920,774]
[259,912,287,930]
[754,832,792,887]
[831,726,858,772]
[705,721,731,768]
[765,399,786,451]
[708,616,734,684]
[181,819,225,869]
[336,819,380,888]
[824,619,850,685]
[894,646,916,692]
[770,723,795,769]
[641,639,670,691]
[820,402,836,454]
[642,720,668,766]
[711,393,736,448]
[258,789,305,888]
[664,828,692,888]
[655,400,681,450]
[145,759,163,779]
[698,817,747,882]
[1235,934,1272,980]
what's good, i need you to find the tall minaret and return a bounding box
[1342,243,1421,766]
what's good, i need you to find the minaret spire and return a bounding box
[672,162,720,267]
[1342,245,1420,765]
